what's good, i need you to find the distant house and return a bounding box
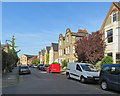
[44,46,51,64]
[39,50,45,64]
[100,2,120,64]
[28,56,38,64]
[20,54,35,65]
[58,28,88,65]
[49,43,58,64]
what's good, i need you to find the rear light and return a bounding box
[99,71,101,78]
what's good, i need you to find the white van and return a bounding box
[66,63,99,83]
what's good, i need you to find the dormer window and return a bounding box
[113,10,116,22]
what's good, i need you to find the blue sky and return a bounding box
[2,2,111,57]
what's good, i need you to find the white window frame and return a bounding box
[73,46,75,54]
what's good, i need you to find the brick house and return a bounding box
[28,56,38,65]
[100,2,120,64]
[58,28,88,65]
[20,54,35,65]
[44,46,51,64]
[49,43,58,64]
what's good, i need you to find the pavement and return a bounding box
[60,69,66,75]
[2,67,120,94]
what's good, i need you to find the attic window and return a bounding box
[113,10,116,22]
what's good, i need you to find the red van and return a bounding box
[47,64,60,73]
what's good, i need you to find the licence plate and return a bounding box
[22,69,27,71]
[53,69,56,70]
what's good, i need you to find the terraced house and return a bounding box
[44,46,51,64]
[100,2,120,64]
[49,43,58,64]
[58,28,88,65]
[39,50,45,64]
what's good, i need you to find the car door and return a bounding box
[109,66,119,90]
[69,63,77,79]
[75,64,82,80]
[116,65,120,91]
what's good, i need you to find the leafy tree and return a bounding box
[2,35,20,73]
[100,56,113,67]
[75,31,106,64]
[46,53,49,64]
[61,60,68,69]
[31,59,40,65]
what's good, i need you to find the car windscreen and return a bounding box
[81,64,98,72]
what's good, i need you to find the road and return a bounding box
[2,67,120,94]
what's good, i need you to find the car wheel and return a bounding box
[100,81,108,90]
[80,76,85,83]
[66,73,70,79]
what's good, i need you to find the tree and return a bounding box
[75,31,106,64]
[31,59,40,65]
[2,35,20,73]
[46,53,49,64]
[8,35,21,53]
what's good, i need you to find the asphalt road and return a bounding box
[2,67,120,94]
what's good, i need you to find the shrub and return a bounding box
[31,59,40,65]
[61,60,68,69]
[100,56,113,67]
[52,62,60,64]
[95,61,102,71]
[45,64,49,66]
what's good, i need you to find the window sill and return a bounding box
[107,42,114,45]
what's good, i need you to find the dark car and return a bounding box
[41,65,49,71]
[39,64,43,70]
[99,64,120,92]
[37,64,41,69]
[19,65,31,75]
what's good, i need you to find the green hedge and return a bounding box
[100,56,113,67]
[52,62,60,64]
[61,60,68,69]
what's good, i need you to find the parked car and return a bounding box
[41,65,49,71]
[39,64,44,70]
[99,64,120,92]
[32,64,37,68]
[66,63,99,83]
[47,64,60,73]
[37,64,41,69]
[29,64,33,67]
[19,65,31,75]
